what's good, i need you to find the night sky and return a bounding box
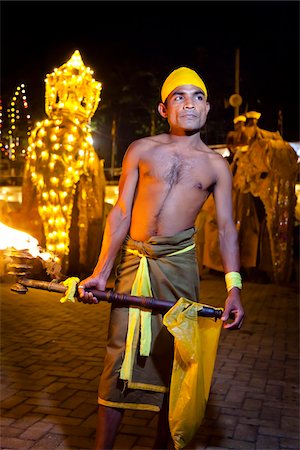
[1,0,299,146]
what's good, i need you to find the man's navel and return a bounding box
[195,182,203,190]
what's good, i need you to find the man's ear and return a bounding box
[158,102,168,119]
[205,101,211,115]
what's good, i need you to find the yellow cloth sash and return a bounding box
[119,243,195,382]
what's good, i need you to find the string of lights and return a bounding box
[1,84,32,160]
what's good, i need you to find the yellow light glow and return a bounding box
[25,50,103,266]
[50,177,59,185]
[41,150,49,159]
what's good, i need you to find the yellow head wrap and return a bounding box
[233,115,246,124]
[161,67,208,103]
[246,111,261,120]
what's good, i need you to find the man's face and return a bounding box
[235,121,245,130]
[158,84,210,134]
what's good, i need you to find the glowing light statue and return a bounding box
[21,50,106,272]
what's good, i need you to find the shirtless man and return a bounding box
[78,67,244,450]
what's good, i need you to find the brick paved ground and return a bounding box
[0,272,299,450]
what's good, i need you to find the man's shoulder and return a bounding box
[198,143,224,159]
[128,133,169,152]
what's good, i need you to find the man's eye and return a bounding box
[174,96,183,101]
[196,95,204,101]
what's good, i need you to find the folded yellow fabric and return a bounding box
[119,244,195,382]
[60,277,80,303]
[163,297,222,450]
[119,249,153,382]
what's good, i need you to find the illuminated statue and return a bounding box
[12,51,106,273]
[202,113,298,283]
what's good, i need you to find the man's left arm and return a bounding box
[213,158,245,329]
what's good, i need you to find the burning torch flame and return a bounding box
[0,222,53,261]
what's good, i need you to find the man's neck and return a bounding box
[168,130,202,145]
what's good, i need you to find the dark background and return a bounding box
[1,0,299,164]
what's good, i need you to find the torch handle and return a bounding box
[13,278,225,319]
[86,290,224,319]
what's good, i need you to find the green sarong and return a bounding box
[98,227,200,412]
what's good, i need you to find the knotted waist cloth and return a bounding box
[98,227,201,411]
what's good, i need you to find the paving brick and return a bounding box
[259,425,299,439]
[0,425,21,437]
[59,381,97,392]
[280,415,300,432]
[16,390,50,401]
[29,432,65,449]
[0,436,35,449]
[121,415,149,427]
[50,423,93,437]
[265,383,284,399]
[43,382,67,394]
[0,416,15,426]
[280,437,300,449]
[239,416,280,429]
[243,398,263,410]
[69,402,97,419]
[32,406,71,416]
[249,376,267,389]
[203,446,227,450]
[234,370,252,383]
[13,414,45,429]
[80,414,97,429]
[31,375,58,386]
[256,435,280,449]
[195,423,230,439]
[55,435,94,449]
[42,415,82,426]
[202,405,220,420]
[19,421,53,439]
[4,403,34,419]
[113,434,137,449]
[26,397,60,407]
[224,387,246,405]
[234,423,257,441]
[1,394,27,409]
[280,406,299,416]
[216,413,238,428]
[208,437,254,449]
[0,387,18,401]
[211,380,230,395]
[135,436,156,448]
[11,381,45,392]
[120,424,156,437]
[59,394,85,409]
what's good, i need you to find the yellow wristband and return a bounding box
[225,271,242,292]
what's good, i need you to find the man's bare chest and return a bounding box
[140,151,215,192]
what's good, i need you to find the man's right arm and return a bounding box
[78,142,140,302]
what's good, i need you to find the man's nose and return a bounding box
[183,98,195,108]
